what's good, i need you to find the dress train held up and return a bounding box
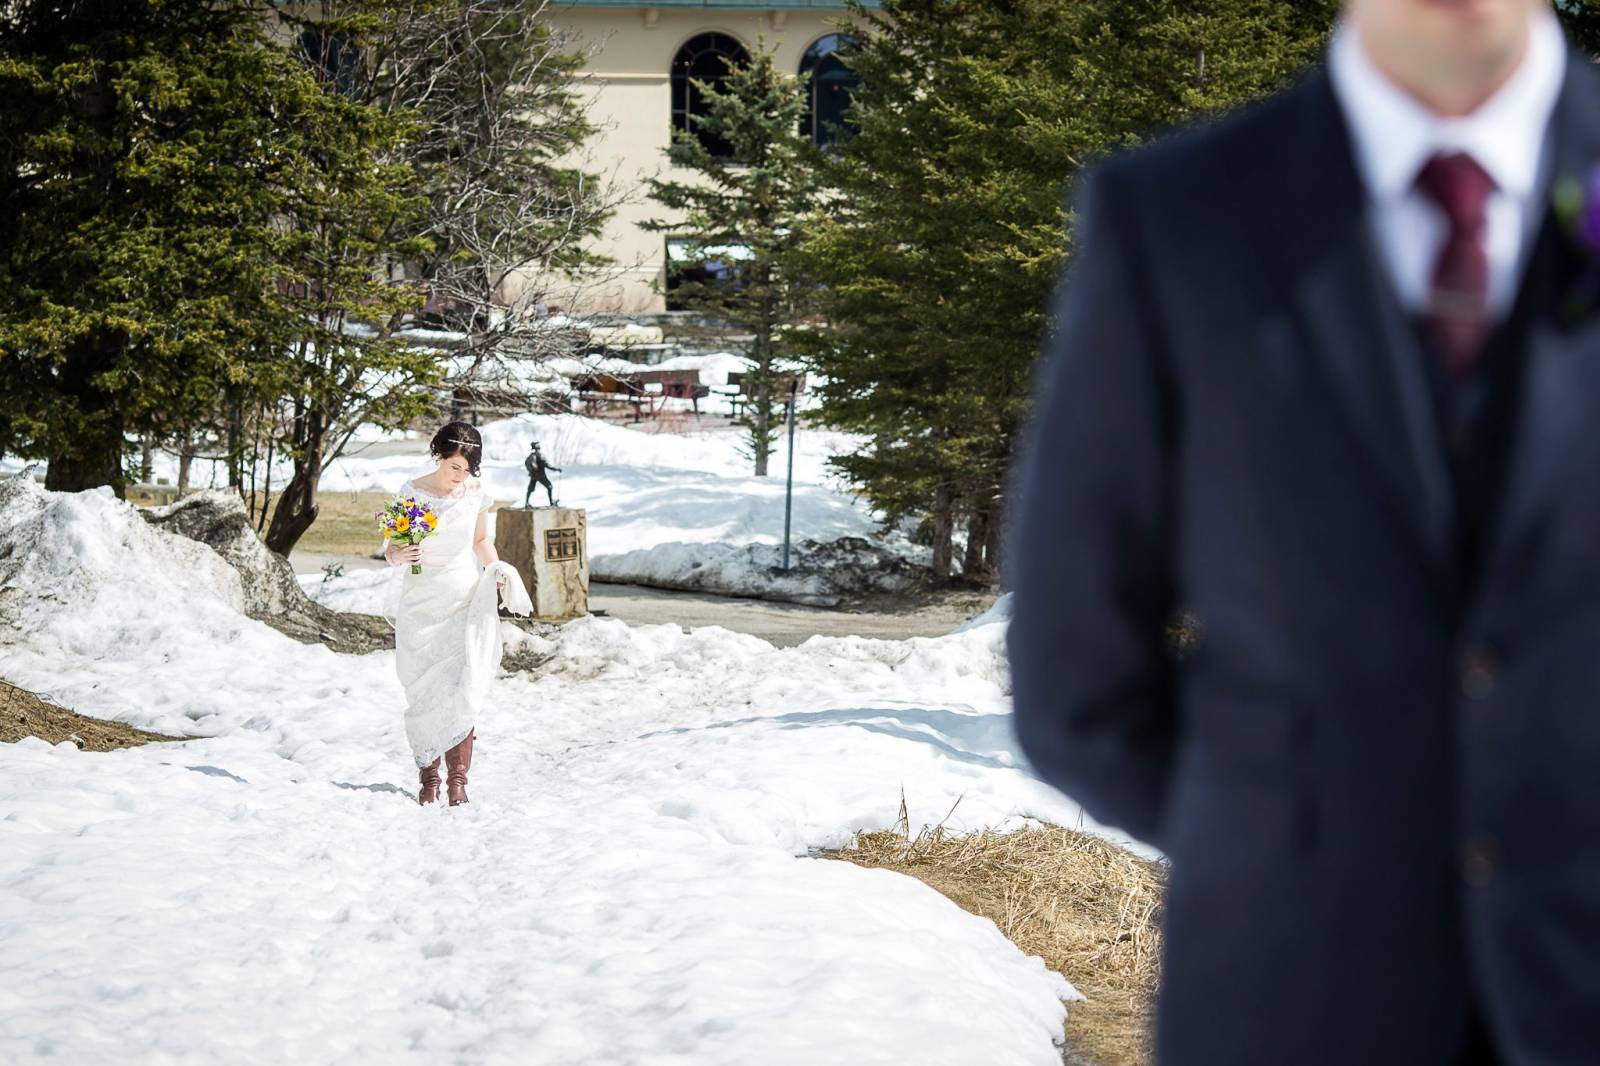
[383,478,531,767]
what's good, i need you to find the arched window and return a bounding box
[298,29,361,97]
[671,33,751,160]
[799,35,859,150]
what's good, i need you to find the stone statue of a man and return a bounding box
[524,441,560,508]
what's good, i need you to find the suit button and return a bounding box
[1460,648,1497,700]
[1460,836,1500,884]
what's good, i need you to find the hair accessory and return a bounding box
[445,437,479,447]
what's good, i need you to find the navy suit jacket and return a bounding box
[1006,53,1600,1065]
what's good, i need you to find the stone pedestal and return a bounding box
[495,507,589,621]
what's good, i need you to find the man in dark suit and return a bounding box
[1005,1,1600,1062]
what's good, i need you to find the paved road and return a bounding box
[290,550,994,648]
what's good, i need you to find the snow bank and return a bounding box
[0,479,1101,1065]
[0,476,389,755]
[589,535,929,606]
[1,412,937,601]
[301,413,901,563]
[589,540,837,604]
[0,473,244,648]
[469,411,859,488]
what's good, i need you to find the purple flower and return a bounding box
[1556,166,1600,257]
[1579,167,1600,254]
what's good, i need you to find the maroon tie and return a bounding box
[1415,152,1495,378]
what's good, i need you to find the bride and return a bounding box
[383,421,531,807]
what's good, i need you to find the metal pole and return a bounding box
[782,379,798,570]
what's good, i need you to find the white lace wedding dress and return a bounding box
[383,477,532,767]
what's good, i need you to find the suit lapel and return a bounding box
[1479,54,1600,586]
[1282,74,1455,576]
[1294,223,1456,568]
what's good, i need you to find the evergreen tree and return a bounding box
[252,28,438,555]
[1,0,608,555]
[0,0,325,495]
[1558,0,1600,58]
[791,0,1336,580]
[642,42,826,476]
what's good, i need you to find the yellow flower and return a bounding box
[396,516,410,532]
[424,514,437,528]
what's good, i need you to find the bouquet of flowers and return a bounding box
[375,495,438,575]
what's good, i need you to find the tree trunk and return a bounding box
[930,483,955,580]
[47,342,125,496]
[177,432,195,495]
[226,391,242,490]
[984,503,1005,577]
[963,506,990,579]
[264,458,320,556]
[749,329,773,477]
[45,440,124,497]
[752,380,771,477]
[255,434,276,535]
[749,292,776,477]
[264,413,323,556]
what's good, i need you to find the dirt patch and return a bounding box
[822,798,1165,1066]
[251,488,505,558]
[249,488,395,557]
[131,487,471,560]
[834,581,1000,619]
[0,678,188,751]
[266,608,395,656]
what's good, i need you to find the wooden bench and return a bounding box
[724,372,806,421]
[573,372,650,421]
[574,369,711,421]
[633,369,711,416]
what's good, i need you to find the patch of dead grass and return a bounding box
[128,488,505,559]
[0,678,186,751]
[823,794,1165,1066]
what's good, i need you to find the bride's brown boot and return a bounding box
[418,757,442,805]
[445,729,475,806]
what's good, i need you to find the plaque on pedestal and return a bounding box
[495,506,589,621]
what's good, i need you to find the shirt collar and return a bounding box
[1328,11,1567,203]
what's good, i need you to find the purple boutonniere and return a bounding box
[1553,166,1600,324]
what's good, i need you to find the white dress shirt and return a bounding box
[1327,12,1567,318]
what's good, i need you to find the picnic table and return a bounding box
[723,373,806,421]
[635,369,711,415]
[573,369,711,421]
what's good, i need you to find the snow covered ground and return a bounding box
[0,477,1122,1065]
[298,409,930,607]
[0,363,937,604]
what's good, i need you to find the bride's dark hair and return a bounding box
[429,421,484,476]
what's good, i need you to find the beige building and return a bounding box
[546,1,873,314]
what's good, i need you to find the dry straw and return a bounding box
[824,790,1166,1066]
[0,677,181,751]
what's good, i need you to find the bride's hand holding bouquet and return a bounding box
[377,496,438,575]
